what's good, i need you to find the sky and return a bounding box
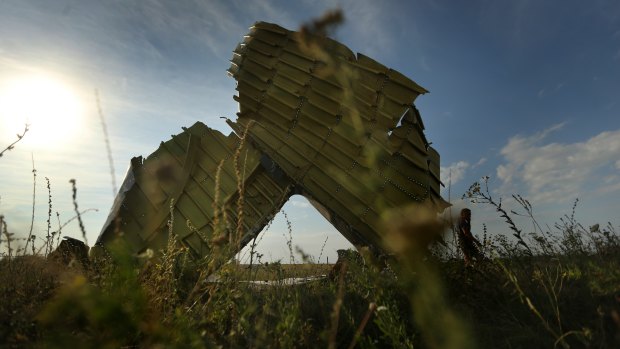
[1,0,619,262]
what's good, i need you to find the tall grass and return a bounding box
[3,167,617,347]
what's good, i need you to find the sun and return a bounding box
[0,75,83,148]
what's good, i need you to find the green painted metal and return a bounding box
[96,22,448,259]
[96,122,292,258]
[227,22,448,254]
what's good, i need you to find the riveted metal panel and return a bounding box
[229,22,448,254]
[97,122,293,258]
[97,21,448,262]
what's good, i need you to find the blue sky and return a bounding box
[1,0,619,262]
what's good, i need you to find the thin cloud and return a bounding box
[318,0,402,56]
[109,1,246,61]
[473,157,487,168]
[440,158,484,189]
[232,0,296,28]
[496,124,620,203]
[289,199,312,209]
[440,161,470,186]
[537,83,565,99]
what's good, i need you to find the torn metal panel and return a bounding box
[97,122,293,258]
[228,22,448,254]
[97,21,448,260]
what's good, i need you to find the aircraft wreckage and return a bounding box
[95,22,449,260]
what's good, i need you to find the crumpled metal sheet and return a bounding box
[96,22,448,259]
[227,22,448,253]
[97,122,293,258]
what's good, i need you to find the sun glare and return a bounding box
[0,75,83,148]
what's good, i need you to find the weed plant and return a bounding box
[3,171,618,347]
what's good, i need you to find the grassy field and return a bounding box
[1,196,619,348]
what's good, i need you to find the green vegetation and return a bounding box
[1,171,619,348]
